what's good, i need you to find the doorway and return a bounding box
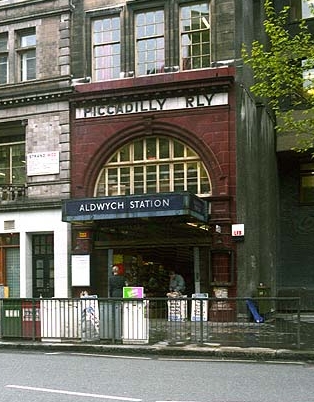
[32,234,54,297]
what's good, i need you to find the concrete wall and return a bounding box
[236,88,278,298]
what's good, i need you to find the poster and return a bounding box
[27,151,60,176]
[191,293,208,322]
[71,254,90,286]
[167,296,187,321]
[123,287,144,298]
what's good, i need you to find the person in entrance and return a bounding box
[168,270,185,294]
[109,265,127,297]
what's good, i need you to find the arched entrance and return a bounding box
[65,135,214,297]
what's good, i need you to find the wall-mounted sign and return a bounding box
[123,287,144,298]
[191,293,208,322]
[75,93,228,119]
[27,151,59,176]
[62,192,208,223]
[232,224,244,237]
[71,254,90,286]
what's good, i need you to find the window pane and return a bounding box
[200,164,210,194]
[0,143,25,184]
[174,163,185,191]
[136,9,165,76]
[96,137,211,197]
[180,2,210,71]
[187,162,198,193]
[159,138,169,159]
[0,33,7,51]
[146,138,156,160]
[120,167,130,195]
[302,0,314,18]
[159,164,170,192]
[21,49,36,80]
[12,143,26,184]
[146,165,157,193]
[6,248,20,298]
[174,141,184,158]
[0,55,8,84]
[120,144,130,162]
[134,166,144,194]
[21,32,36,47]
[134,139,144,160]
[18,31,36,81]
[93,16,121,81]
[300,162,314,203]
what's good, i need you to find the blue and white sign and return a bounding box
[62,192,208,222]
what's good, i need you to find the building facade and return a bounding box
[274,0,314,307]
[2,0,297,308]
[0,0,72,298]
[62,0,278,304]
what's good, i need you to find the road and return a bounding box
[0,350,313,402]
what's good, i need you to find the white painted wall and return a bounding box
[0,208,71,297]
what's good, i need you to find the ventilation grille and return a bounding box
[4,220,15,231]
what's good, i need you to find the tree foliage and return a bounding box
[242,0,314,150]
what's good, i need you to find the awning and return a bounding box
[62,192,208,224]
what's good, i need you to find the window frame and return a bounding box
[0,32,8,85]
[92,14,122,81]
[134,8,165,76]
[179,2,211,71]
[300,161,314,204]
[94,136,211,198]
[88,1,212,81]
[16,29,36,82]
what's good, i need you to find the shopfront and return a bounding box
[62,192,214,297]
[67,68,237,299]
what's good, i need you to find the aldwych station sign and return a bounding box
[75,93,228,119]
[62,192,208,223]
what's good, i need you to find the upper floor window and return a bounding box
[0,33,8,84]
[135,9,165,76]
[290,0,314,20]
[300,162,314,203]
[90,1,211,81]
[180,2,211,70]
[95,136,211,197]
[93,16,121,81]
[17,30,36,81]
[0,136,25,185]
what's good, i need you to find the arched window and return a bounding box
[94,136,211,197]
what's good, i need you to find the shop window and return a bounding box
[300,162,314,203]
[180,2,211,71]
[0,234,20,297]
[92,15,121,81]
[95,136,211,197]
[210,249,234,286]
[17,29,36,81]
[0,33,8,84]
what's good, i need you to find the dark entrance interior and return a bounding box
[91,216,211,297]
[111,245,195,296]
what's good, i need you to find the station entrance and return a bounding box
[87,216,211,298]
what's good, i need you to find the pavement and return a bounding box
[1,339,314,363]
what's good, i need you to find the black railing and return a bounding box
[0,185,26,202]
[0,296,310,349]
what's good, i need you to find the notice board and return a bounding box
[71,254,90,286]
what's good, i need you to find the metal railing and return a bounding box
[0,296,310,349]
[0,184,26,202]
